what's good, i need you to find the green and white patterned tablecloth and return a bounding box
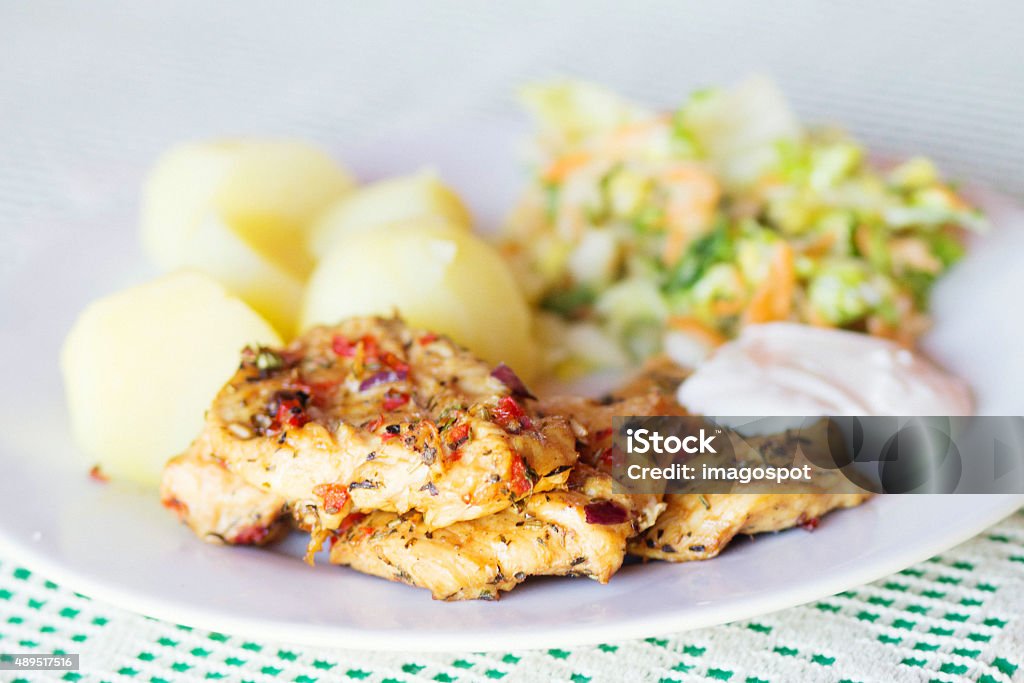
[0,509,1021,683]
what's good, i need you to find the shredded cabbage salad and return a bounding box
[501,78,987,376]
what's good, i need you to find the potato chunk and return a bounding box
[170,210,304,337]
[141,140,354,335]
[301,224,537,378]
[307,171,470,257]
[60,272,281,487]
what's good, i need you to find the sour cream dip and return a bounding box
[674,323,973,416]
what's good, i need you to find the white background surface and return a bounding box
[3,2,1024,239]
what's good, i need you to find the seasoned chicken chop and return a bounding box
[538,391,687,468]
[541,356,872,563]
[630,421,873,561]
[329,464,663,600]
[629,491,871,561]
[160,342,870,598]
[201,316,576,550]
[161,442,289,546]
[163,413,662,600]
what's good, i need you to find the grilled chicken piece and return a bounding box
[539,354,689,468]
[160,334,870,596]
[161,442,289,546]
[625,414,873,561]
[538,391,687,467]
[202,316,576,549]
[629,491,872,561]
[545,357,872,563]
[329,464,664,600]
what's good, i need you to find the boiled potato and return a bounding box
[141,140,354,333]
[174,210,304,337]
[307,170,471,257]
[142,142,236,270]
[61,271,281,488]
[215,141,356,277]
[301,224,537,378]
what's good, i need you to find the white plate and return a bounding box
[1,121,1022,651]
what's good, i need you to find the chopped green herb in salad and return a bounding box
[501,77,987,376]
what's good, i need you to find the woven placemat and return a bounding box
[1,508,1021,683]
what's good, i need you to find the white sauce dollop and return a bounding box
[674,323,973,416]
